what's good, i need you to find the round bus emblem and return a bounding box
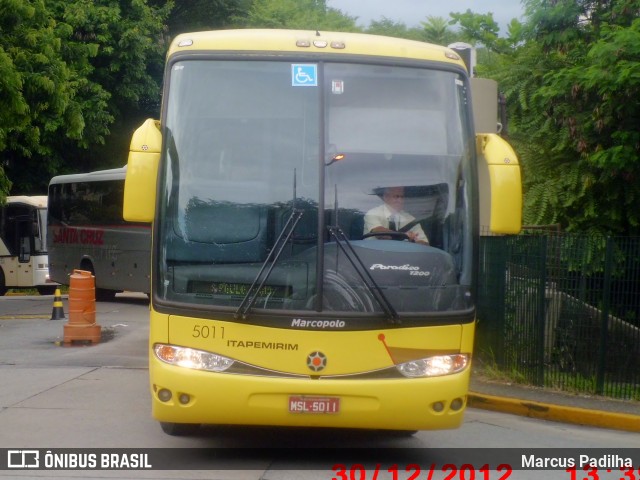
[307,351,327,372]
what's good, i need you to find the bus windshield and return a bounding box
[158,59,475,317]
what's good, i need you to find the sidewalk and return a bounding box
[468,376,640,433]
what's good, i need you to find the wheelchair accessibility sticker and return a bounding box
[291,64,317,86]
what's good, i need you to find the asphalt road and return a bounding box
[0,294,638,480]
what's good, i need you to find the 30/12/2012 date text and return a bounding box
[331,463,513,480]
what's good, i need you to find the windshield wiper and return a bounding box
[235,209,303,319]
[327,226,400,324]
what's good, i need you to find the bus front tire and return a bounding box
[160,421,201,436]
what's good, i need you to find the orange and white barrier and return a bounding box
[63,269,101,345]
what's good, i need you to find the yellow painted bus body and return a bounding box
[150,311,475,430]
[125,29,521,433]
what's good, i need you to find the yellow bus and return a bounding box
[123,29,522,436]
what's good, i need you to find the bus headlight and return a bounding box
[396,354,469,378]
[154,344,235,372]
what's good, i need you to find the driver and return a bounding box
[363,186,429,245]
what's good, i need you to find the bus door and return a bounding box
[1,204,37,288]
[14,214,36,287]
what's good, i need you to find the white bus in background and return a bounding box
[47,167,151,301]
[0,195,58,295]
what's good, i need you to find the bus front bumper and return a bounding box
[149,358,471,431]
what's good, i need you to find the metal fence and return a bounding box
[476,233,640,400]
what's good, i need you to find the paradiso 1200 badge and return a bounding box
[307,351,327,372]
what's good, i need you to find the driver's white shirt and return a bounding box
[363,203,429,243]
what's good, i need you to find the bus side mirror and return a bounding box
[476,133,522,234]
[124,119,162,223]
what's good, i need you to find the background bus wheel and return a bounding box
[95,288,117,302]
[37,286,57,296]
[0,271,6,296]
[80,260,116,301]
[160,422,201,436]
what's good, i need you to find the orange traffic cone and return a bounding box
[63,270,101,346]
[50,288,66,320]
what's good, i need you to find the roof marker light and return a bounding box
[178,39,193,47]
[296,39,311,47]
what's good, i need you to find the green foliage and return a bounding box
[449,10,525,52]
[450,10,500,49]
[0,0,170,195]
[485,0,640,235]
[165,0,247,34]
[362,16,460,46]
[0,164,11,202]
[1,0,639,237]
[0,0,77,196]
[366,17,425,42]
[418,16,458,45]
[240,0,358,31]
[51,0,171,165]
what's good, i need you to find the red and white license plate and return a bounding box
[288,396,340,414]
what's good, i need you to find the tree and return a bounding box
[449,9,523,53]
[488,0,640,234]
[161,0,248,36]
[0,0,170,199]
[365,17,425,42]
[0,0,80,199]
[47,0,172,172]
[420,16,458,45]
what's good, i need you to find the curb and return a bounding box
[468,392,640,433]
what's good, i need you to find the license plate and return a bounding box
[288,396,340,414]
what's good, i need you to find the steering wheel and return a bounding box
[362,218,425,242]
[362,231,411,241]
